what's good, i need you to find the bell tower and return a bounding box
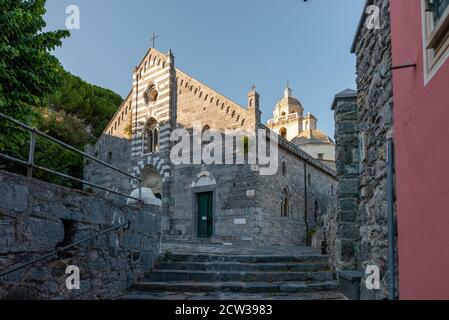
[248,85,261,124]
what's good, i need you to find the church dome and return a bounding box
[274,86,304,118]
[275,96,303,111]
[292,129,334,146]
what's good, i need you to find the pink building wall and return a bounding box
[390,0,449,299]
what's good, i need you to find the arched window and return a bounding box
[280,128,287,139]
[106,152,112,164]
[143,118,159,154]
[202,125,211,148]
[281,188,290,218]
[314,200,320,223]
[282,160,287,176]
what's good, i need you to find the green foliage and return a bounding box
[242,136,249,155]
[30,109,87,188]
[49,71,123,139]
[123,116,133,139]
[307,228,317,240]
[35,109,89,149]
[33,72,122,187]
[33,136,84,189]
[0,0,70,154]
[0,1,123,188]
[162,250,174,262]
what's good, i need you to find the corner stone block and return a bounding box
[338,179,359,197]
[339,210,356,223]
[336,239,355,263]
[339,223,358,239]
[339,198,359,212]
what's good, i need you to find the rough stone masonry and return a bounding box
[0,170,161,300]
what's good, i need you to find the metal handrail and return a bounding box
[0,220,131,278]
[0,112,142,202]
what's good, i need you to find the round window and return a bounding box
[145,85,158,104]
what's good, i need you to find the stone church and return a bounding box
[84,47,336,246]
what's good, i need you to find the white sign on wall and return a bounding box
[234,218,247,225]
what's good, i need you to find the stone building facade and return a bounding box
[330,0,395,300]
[84,47,337,247]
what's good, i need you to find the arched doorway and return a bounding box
[139,166,162,199]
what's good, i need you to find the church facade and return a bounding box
[84,48,336,246]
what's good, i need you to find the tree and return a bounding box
[0,1,123,188]
[0,0,70,155]
[48,71,122,139]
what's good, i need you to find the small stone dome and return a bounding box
[126,187,161,206]
[292,129,334,146]
[276,96,303,111]
[274,87,304,117]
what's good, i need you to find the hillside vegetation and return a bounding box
[0,0,122,187]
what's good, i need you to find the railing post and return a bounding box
[139,185,142,203]
[27,129,36,178]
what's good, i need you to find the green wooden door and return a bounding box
[197,192,213,238]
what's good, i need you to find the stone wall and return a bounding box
[258,140,337,246]
[0,170,161,300]
[168,163,260,244]
[353,0,394,300]
[331,0,395,299]
[333,94,359,271]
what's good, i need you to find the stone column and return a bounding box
[332,90,359,271]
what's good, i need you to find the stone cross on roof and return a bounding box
[150,32,159,48]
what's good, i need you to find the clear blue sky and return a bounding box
[44,0,364,136]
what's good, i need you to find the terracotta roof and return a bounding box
[292,129,335,145]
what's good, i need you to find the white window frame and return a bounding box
[421,0,449,84]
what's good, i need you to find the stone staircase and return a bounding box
[122,243,344,300]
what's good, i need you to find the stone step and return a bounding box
[131,280,338,294]
[146,270,335,282]
[161,253,328,264]
[121,291,347,301]
[157,261,330,272]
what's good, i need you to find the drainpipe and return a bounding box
[386,129,396,300]
[304,162,309,246]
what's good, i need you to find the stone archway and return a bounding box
[139,166,162,199]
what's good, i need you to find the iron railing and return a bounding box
[0,112,142,202]
[0,220,131,278]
